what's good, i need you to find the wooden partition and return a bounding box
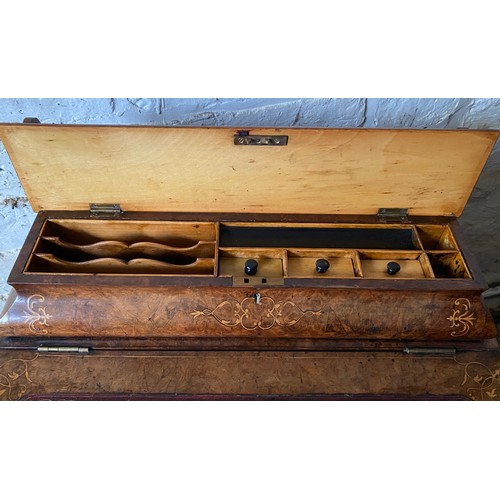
[21,219,471,280]
[25,219,218,276]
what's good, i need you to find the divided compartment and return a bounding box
[426,252,471,279]
[219,248,285,284]
[286,249,359,278]
[219,248,359,280]
[415,225,458,250]
[29,255,215,275]
[413,225,471,279]
[217,223,472,280]
[359,251,434,279]
[39,237,215,260]
[26,219,217,275]
[25,220,472,280]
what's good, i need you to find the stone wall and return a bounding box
[1,98,500,314]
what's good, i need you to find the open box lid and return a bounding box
[0,123,497,216]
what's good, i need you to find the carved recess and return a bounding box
[447,298,476,337]
[191,295,323,331]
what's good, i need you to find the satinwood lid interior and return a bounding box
[0,124,497,216]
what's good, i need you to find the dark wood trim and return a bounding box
[283,278,485,291]
[1,336,497,353]
[22,392,470,401]
[9,274,234,287]
[38,210,456,224]
[7,212,46,283]
[7,273,487,291]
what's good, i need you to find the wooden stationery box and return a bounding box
[0,123,498,346]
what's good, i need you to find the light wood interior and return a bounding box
[23,219,472,279]
[26,219,217,276]
[287,250,357,278]
[219,249,285,278]
[358,251,428,279]
[44,219,216,245]
[41,237,215,259]
[416,225,458,250]
[427,252,471,279]
[31,254,214,275]
[0,125,497,216]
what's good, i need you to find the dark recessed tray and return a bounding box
[220,226,416,250]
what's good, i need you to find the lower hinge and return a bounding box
[37,346,90,354]
[403,347,456,356]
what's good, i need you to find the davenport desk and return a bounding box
[0,122,498,400]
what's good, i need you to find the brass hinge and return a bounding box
[403,347,456,356]
[90,203,122,218]
[37,346,90,354]
[377,208,409,222]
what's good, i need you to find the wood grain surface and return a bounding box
[1,345,499,400]
[1,125,497,401]
[0,125,497,215]
[0,285,495,340]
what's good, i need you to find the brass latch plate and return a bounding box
[234,133,288,146]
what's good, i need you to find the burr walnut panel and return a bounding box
[0,346,498,401]
[0,285,495,340]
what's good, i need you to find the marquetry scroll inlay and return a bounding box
[191,296,323,331]
[447,298,476,337]
[456,359,500,401]
[0,354,39,401]
[23,294,52,334]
